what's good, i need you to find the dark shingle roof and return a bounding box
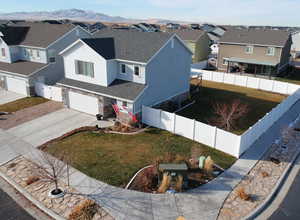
[0,22,75,47]
[81,38,115,59]
[166,29,205,41]
[219,29,290,47]
[0,61,48,76]
[93,29,172,63]
[57,78,146,101]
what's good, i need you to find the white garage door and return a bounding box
[68,91,99,115]
[6,77,28,95]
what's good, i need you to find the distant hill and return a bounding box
[0,9,189,24]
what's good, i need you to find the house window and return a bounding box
[134,66,140,76]
[267,47,275,56]
[223,58,228,65]
[29,49,33,57]
[36,50,40,59]
[245,45,253,54]
[23,49,27,57]
[122,101,127,107]
[120,64,126,74]
[1,48,5,57]
[75,60,94,78]
[49,57,56,63]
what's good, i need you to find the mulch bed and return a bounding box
[0,101,63,130]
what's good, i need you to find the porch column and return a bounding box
[226,61,230,73]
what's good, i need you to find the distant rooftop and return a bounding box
[220,29,290,47]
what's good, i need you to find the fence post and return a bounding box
[213,126,218,148]
[271,80,275,93]
[173,113,176,134]
[245,76,249,88]
[193,119,196,141]
[222,72,225,83]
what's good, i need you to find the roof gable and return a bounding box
[166,29,205,41]
[81,38,115,59]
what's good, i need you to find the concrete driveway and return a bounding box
[0,89,25,105]
[7,108,98,147]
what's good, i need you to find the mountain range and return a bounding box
[0,9,189,24]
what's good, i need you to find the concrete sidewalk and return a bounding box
[0,100,299,219]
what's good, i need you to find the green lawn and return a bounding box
[45,128,236,187]
[0,97,48,112]
[178,80,286,135]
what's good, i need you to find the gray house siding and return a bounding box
[134,37,191,113]
[36,27,92,86]
[279,36,292,71]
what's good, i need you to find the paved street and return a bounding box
[0,187,34,220]
[269,168,300,220]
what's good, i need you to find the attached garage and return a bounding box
[6,77,28,95]
[68,91,99,115]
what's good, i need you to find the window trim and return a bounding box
[245,45,253,54]
[1,48,5,57]
[222,58,228,66]
[134,65,140,76]
[75,60,95,78]
[36,50,40,59]
[120,63,126,74]
[266,47,275,56]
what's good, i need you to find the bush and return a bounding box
[25,176,40,185]
[236,187,251,201]
[69,200,98,220]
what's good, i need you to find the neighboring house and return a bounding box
[291,31,300,59]
[217,29,292,76]
[89,22,106,33]
[167,29,211,63]
[166,23,180,30]
[57,30,192,122]
[0,22,91,95]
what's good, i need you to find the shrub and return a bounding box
[236,187,251,201]
[261,171,269,178]
[25,176,40,186]
[69,200,98,220]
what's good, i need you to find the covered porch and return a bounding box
[225,57,278,78]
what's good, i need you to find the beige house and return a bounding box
[217,29,292,77]
[167,30,211,63]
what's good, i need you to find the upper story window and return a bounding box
[266,47,275,56]
[245,45,253,54]
[120,64,126,74]
[75,60,94,78]
[36,50,40,59]
[23,49,28,57]
[29,49,33,57]
[134,66,140,76]
[1,48,5,57]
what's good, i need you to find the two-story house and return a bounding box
[0,22,91,95]
[166,30,211,63]
[57,30,192,122]
[217,29,292,77]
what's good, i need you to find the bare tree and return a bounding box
[211,99,249,131]
[33,150,67,194]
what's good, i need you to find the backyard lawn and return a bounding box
[0,97,48,112]
[178,80,287,135]
[45,128,236,187]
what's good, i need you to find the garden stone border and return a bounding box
[0,166,64,220]
[245,149,300,220]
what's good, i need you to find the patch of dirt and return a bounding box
[0,101,63,130]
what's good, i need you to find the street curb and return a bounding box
[245,149,300,220]
[0,169,65,220]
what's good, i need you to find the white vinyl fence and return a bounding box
[142,106,241,157]
[142,70,300,158]
[192,69,300,95]
[35,82,62,102]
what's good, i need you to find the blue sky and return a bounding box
[0,0,298,26]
